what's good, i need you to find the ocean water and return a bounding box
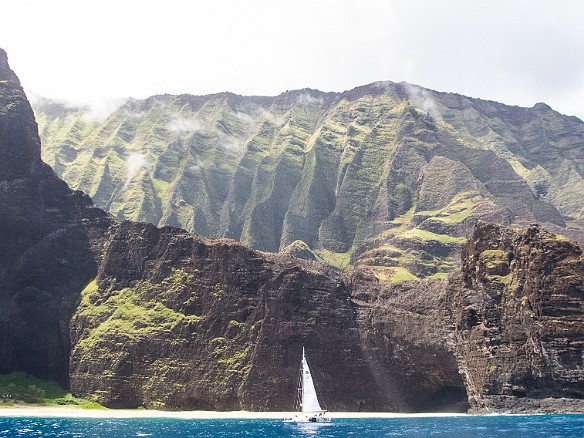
[0,415,583,437]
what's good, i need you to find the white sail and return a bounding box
[301,348,323,413]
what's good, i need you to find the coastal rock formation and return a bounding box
[67,222,584,413]
[69,221,373,410]
[449,222,584,412]
[68,221,468,411]
[1,48,582,413]
[352,277,469,412]
[1,47,465,412]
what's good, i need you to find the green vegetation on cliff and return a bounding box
[71,273,207,408]
[70,262,261,409]
[75,273,200,348]
[33,83,584,280]
[5,47,584,414]
[0,372,104,408]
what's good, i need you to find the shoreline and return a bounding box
[0,405,468,419]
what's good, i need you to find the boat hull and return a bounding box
[283,415,332,424]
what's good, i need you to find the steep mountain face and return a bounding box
[33,84,584,280]
[1,47,467,412]
[0,49,112,386]
[449,222,584,413]
[1,49,583,413]
[66,220,584,413]
[69,221,466,411]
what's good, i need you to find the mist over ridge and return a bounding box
[33,80,584,280]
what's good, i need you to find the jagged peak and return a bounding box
[533,102,552,111]
[0,48,21,84]
[0,48,42,181]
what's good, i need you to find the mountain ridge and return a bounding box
[33,81,584,280]
[0,48,113,386]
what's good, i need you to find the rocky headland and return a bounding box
[450,222,584,413]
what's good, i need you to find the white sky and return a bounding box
[1,0,583,119]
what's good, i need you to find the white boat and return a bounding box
[283,347,331,424]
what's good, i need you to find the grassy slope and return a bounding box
[0,372,105,409]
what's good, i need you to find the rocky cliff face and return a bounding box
[449,222,584,412]
[67,221,584,413]
[68,221,468,411]
[0,48,112,386]
[33,83,584,281]
[1,49,583,413]
[352,276,469,412]
[2,48,466,411]
[70,221,371,410]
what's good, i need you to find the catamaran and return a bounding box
[283,347,331,424]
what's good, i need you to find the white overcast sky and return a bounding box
[1,0,583,119]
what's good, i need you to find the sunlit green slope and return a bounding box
[34,82,584,280]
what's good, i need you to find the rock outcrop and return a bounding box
[449,222,584,413]
[67,221,584,413]
[352,276,469,412]
[68,221,468,411]
[69,221,375,410]
[2,47,466,412]
[0,48,112,386]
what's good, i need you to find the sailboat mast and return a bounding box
[300,347,305,411]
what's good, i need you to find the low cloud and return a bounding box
[404,83,442,121]
[257,108,285,126]
[188,157,204,173]
[296,92,324,106]
[219,135,244,152]
[126,109,146,120]
[81,98,126,122]
[168,115,203,134]
[27,92,125,123]
[231,110,255,126]
[123,152,150,190]
[65,97,126,123]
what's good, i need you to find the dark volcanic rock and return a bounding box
[0,48,112,386]
[72,221,369,410]
[69,221,467,411]
[0,49,41,181]
[449,222,584,413]
[1,48,465,410]
[352,276,469,412]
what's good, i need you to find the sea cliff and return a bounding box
[1,48,582,413]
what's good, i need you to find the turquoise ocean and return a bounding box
[1,414,583,437]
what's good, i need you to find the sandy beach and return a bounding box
[0,405,466,419]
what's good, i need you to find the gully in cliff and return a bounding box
[283,348,331,425]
